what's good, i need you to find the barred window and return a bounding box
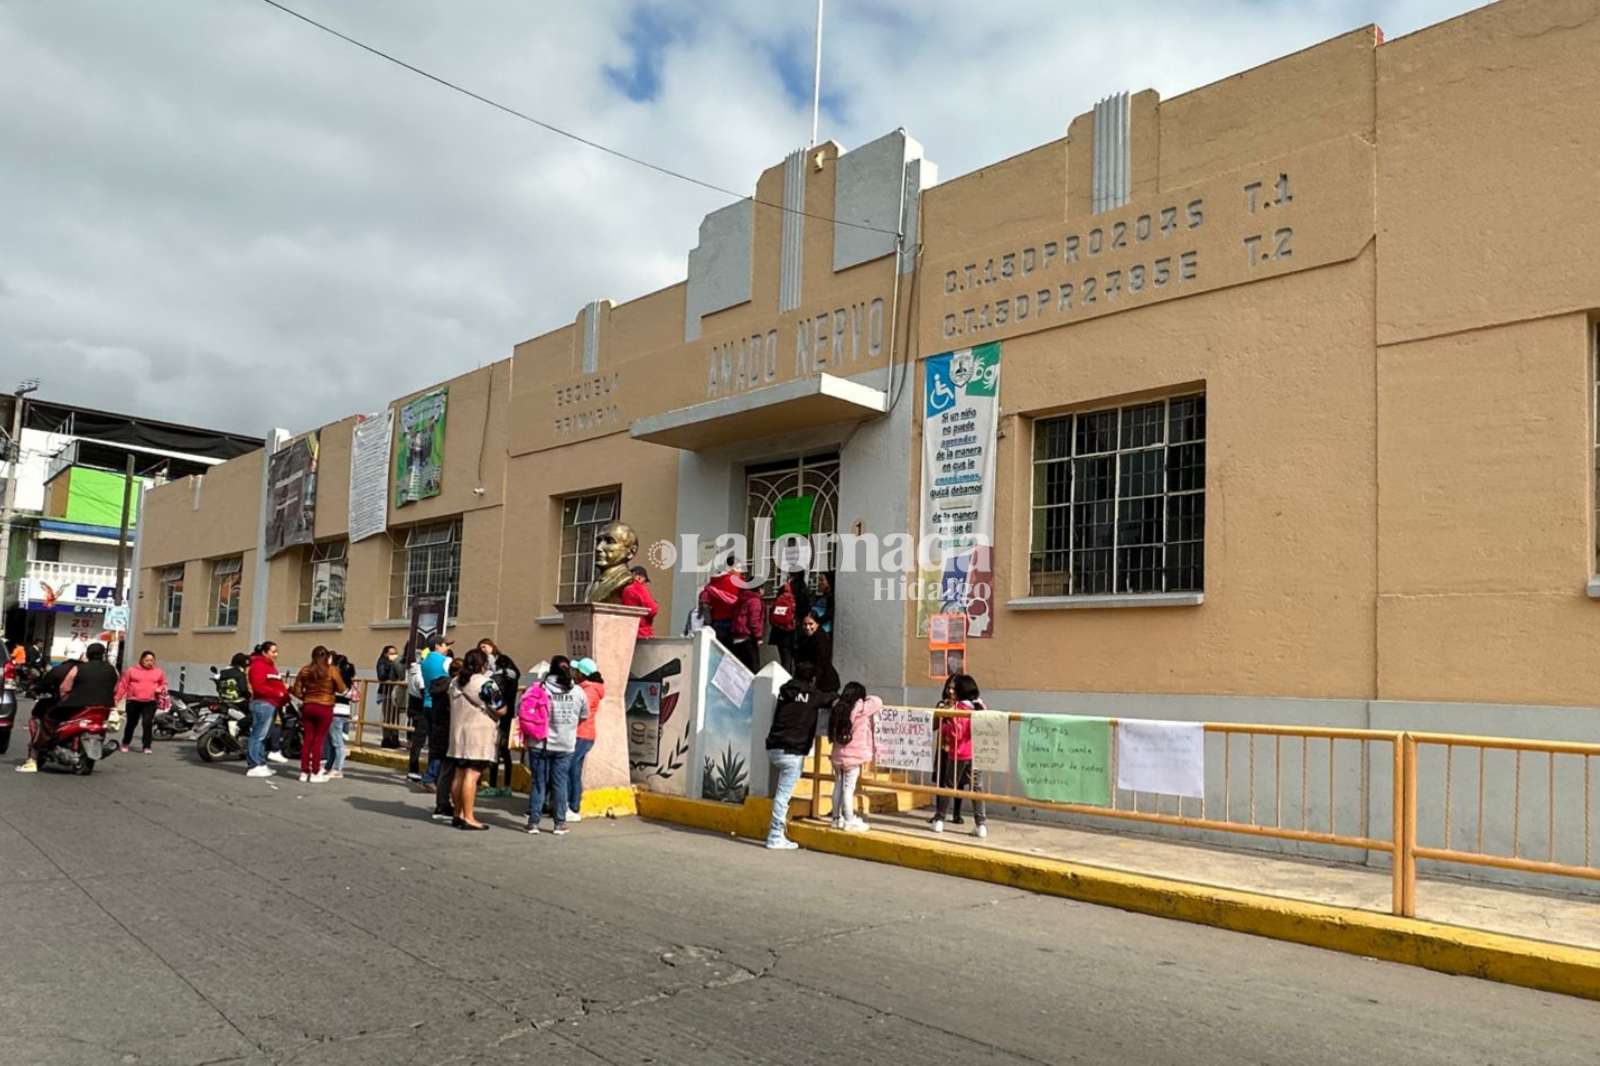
[298,540,348,624]
[389,520,461,619]
[1029,393,1205,597]
[558,491,620,604]
[209,556,242,627]
[158,566,184,629]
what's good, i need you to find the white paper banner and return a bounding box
[872,707,935,773]
[348,409,393,543]
[710,653,751,707]
[1115,719,1206,799]
[970,710,1011,772]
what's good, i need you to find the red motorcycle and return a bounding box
[29,701,118,775]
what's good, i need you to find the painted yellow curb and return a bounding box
[636,792,1600,1002]
[347,749,635,817]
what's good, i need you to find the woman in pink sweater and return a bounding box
[114,651,169,754]
[826,682,882,832]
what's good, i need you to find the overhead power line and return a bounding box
[253,0,901,237]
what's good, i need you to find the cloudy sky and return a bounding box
[0,0,1481,436]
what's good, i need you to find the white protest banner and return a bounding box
[872,707,935,772]
[348,408,393,543]
[710,653,752,707]
[1115,719,1206,799]
[970,710,1010,772]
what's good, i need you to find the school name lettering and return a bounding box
[706,296,886,398]
[939,173,1296,340]
[553,371,623,436]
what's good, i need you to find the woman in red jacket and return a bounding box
[115,650,169,754]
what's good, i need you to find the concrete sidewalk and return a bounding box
[866,807,1600,951]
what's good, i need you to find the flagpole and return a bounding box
[810,0,824,146]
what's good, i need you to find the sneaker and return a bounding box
[431,812,454,823]
[299,772,309,782]
[141,748,152,755]
[245,765,275,778]
[566,810,582,823]
[830,817,844,830]
[309,772,329,784]
[929,819,945,834]
[973,824,988,839]
[845,818,870,833]
[765,838,799,851]
[328,770,344,779]
[950,815,965,826]
[268,752,289,764]
[406,772,423,781]
[119,744,130,753]
[15,759,37,773]
[525,821,541,834]
[551,825,569,836]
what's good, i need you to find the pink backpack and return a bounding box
[517,684,551,742]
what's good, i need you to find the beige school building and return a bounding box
[135,0,1600,744]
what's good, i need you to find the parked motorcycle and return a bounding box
[29,700,118,775]
[194,699,303,762]
[153,692,208,740]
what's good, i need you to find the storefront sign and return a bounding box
[264,432,318,558]
[348,409,392,543]
[917,342,1001,638]
[395,388,447,507]
[20,578,120,613]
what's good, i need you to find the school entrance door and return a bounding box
[744,452,839,590]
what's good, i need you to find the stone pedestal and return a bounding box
[556,601,650,814]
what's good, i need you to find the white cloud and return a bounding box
[0,0,1479,434]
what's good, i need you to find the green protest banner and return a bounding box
[1015,714,1111,805]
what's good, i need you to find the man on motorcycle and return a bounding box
[17,643,119,773]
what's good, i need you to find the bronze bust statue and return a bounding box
[587,520,639,603]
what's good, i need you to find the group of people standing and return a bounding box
[238,640,358,782]
[397,636,606,835]
[763,668,991,850]
[698,567,836,686]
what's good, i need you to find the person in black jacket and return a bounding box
[18,644,118,773]
[795,614,840,694]
[375,645,405,748]
[477,639,520,798]
[763,661,822,850]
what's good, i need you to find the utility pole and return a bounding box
[113,451,135,668]
[0,379,40,617]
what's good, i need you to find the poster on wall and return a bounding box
[917,342,1000,639]
[406,592,449,662]
[395,388,447,507]
[699,645,754,804]
[348,408,393,542]
[263,432,318,558]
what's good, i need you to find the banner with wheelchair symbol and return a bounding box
[918,341,1000,640]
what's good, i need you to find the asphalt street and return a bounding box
[0,742,1592,1066]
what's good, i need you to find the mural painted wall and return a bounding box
[626,637,695,796]
[698,643,754,804]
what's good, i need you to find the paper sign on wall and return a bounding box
[1015,714,1111,805]
[710,653,751,706]
[771,495,815,571]
[872,707,935,773]
[1115,719,1206,799]
[970,710,1010,772]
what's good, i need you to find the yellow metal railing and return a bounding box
[805,706,1600,918]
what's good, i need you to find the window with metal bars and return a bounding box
[1029,393,1205,597]
[388,520,461,619]
[158,566,183,629]
[208,556,242,627]
[557,491,620,604]
[298,540,348,624]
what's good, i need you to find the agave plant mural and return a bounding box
[701,744,749,804]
